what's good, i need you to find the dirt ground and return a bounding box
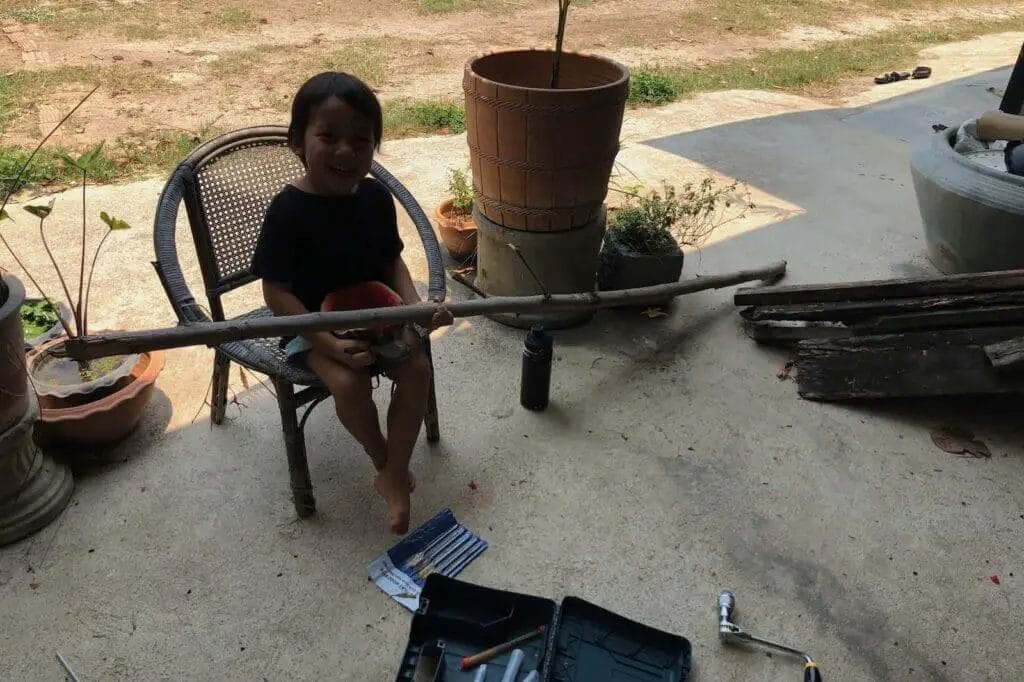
[0,0,1021,149]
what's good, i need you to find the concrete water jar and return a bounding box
[0,275,73,546]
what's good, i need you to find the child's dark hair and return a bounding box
[288,72,383,154]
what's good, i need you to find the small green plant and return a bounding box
[412,101,466,133]
[607,179,750,255]
[20,299,59,338]
[629,70,682,105]
[447,168,473,215]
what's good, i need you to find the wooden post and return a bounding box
[58,261,786,360]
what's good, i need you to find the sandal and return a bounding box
[874,71,911,85]
[912,66,932,79]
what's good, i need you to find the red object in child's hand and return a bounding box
[321,281,405,334]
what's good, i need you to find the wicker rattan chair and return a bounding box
[152,126,445,517]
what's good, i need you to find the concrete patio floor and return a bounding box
[2,33,1023,681]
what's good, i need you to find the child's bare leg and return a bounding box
[375,336,432,534]
[306,350,387,470]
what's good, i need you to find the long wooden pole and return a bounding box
[58,261,786,360]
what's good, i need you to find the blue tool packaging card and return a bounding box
[368,508,488,610]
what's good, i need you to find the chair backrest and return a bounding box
[182,130,303,310]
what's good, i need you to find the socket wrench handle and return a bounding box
[805,661,823,681]
[718,591,736,623]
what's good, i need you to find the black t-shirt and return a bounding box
[251,179,404,312]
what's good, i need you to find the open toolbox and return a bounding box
[395,575,691,682]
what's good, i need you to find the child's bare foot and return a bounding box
[374,470,411,535]
[372,459,416,492]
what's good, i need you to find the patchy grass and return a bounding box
[628,15,1024,105]
[684,0,834,35]
[629,71,681,105]
[1,65,175,135]
[383,99,466,138]
[417,0,468,13]
[1,7,56,23]
[0,132,202,196]
[320,41,391,87]
[209,6,260,31]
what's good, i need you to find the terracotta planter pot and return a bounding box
[464,50,629,232]
[30,340,165,446]
[435,198,478,260]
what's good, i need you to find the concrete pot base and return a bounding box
[0,399,74,547]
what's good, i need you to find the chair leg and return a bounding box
[423,337,440,444]
[274,379,316,518]
[210,350,230,425]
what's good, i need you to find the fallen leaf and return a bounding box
[112,54,124,61]
[930,427,991,458]
[259,17,269,24]
[141,59,153,67]
[641,307,667,319]
[776,361,794,381]
[990,575,1001,585]
[467,481,478,491]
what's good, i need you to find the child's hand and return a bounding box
[430,298,454,330]
[329,337,375,368]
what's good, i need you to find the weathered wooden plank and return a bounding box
[735,269,1024,306]
[794,327,1024,400]
[746,322,850,346]
[869,306,1024,332]
[741,291,1024,322]
[984,337,1024,371]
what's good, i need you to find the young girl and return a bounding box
[252,72,451,535]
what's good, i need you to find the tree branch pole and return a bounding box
[59,260,786,361]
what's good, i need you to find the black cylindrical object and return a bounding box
[520,326,553,411]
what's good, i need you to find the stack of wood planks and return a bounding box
[735,269,1024,401]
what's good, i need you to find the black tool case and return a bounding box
[395,575,692,682]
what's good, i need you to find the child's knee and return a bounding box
[310,352,372,399]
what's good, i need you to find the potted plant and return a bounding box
[599,179,749,291]
[435,168,478,261]
[0,93,165,448]
[463,0,630,232]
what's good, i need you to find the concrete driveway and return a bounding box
[1,33,1022,681]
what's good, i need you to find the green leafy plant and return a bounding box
[0,87,132,341]
[20,299,59,338]
[629,70,681,105]
[607,179,751,255]
[447,168,473,216]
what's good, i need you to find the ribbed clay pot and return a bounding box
[464,50,629,232]
[435,198,478,261]
[30,339,165,447]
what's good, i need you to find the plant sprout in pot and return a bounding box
[599,178,752,291]
[435,168,478,261]
[0,91,165,446]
